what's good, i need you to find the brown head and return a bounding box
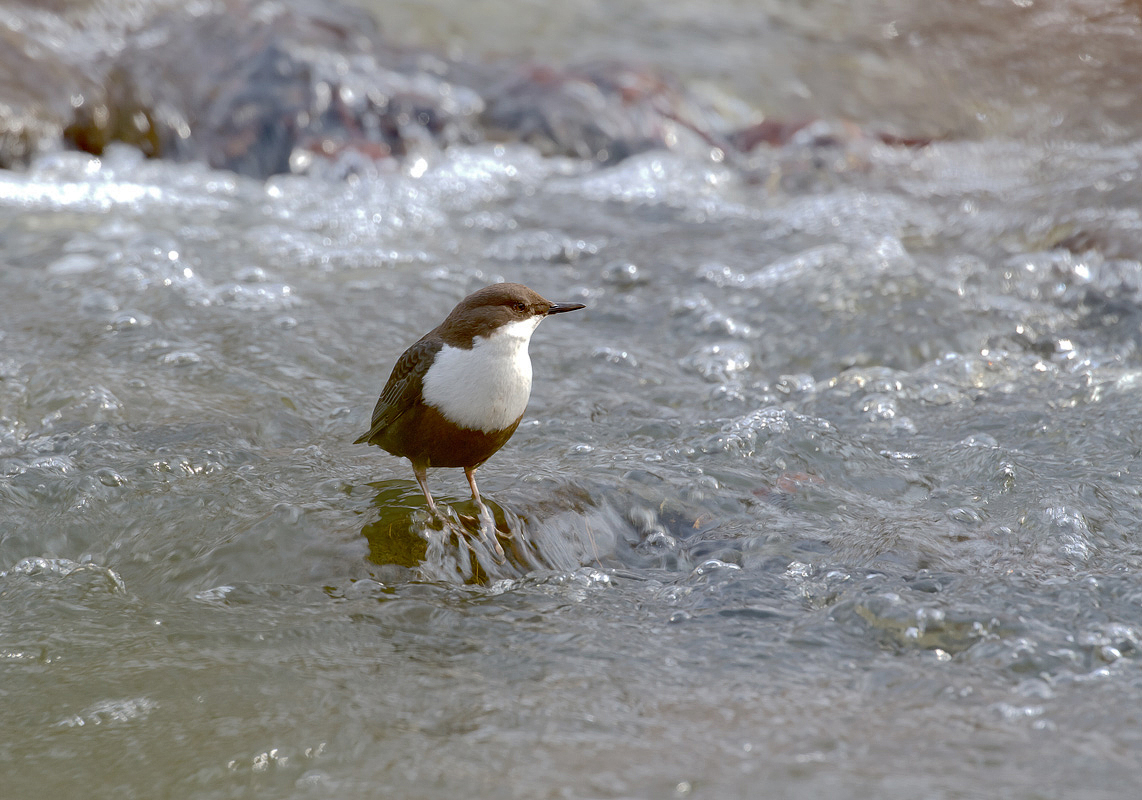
[434,283,585,348]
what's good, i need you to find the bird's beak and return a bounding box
[546,302,586,315]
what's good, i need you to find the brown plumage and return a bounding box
[356,283,584,513]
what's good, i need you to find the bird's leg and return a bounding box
[411,462,439,516]
[464,466,483,507]
[465,465,503,558]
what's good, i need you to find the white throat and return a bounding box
[421,317,542,433]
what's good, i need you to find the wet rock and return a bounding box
[51,0,733,177]
[730,117,935,151]
[473,60,726,163]
[62,0,483,178]
[1,0,931,178]
[2,0,736,176]
[0,20,95,168]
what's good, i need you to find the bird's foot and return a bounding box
[476,501,505,560]
[455,500,504,561]
[417,502,449,530]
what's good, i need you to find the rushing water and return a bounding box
[5,1,1142,798]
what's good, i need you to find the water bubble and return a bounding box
[959,433,998,448]
[109,309,153,330]
[48,253,100,275]
[682,341,751,381]
[698,262,745,287]
[992,702,1045,723]
[80,289,119,313]
[775,373,815,395]
[55,697,158,728]
[96,467,126,488]
[860,393,898,420]
[705,407,830,456]
[234,266,268,282]
[592,346,639,367]
[918,381,962,405]
[696,311,751,337]
[160,350,203,367]
[194,585,235,603]
[602,261,646,287]
[688,559,742,580]
[1,557,126,592]
[947,507,985,524]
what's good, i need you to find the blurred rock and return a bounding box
[61,0,484,177]
[0,19,93,168]
[1,0,737,177]
[0,0,930,178]
[472,59,726,163]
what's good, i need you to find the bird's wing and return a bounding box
[354,337,443,444]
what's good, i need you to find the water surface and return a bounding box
[4,1,1142,798]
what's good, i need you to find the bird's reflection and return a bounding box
[359,481,545,583]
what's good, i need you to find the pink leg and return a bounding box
[464,465,502,557]
[464,466,484,507]
[412,463,438,515]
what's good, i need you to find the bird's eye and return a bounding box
[514,302,527,313]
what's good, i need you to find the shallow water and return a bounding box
[5,1,1142,798]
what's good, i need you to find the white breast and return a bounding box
[421,317,541,433]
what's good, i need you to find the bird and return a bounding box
[355,282,585,515]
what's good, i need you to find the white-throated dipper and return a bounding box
[355,282,585,514]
